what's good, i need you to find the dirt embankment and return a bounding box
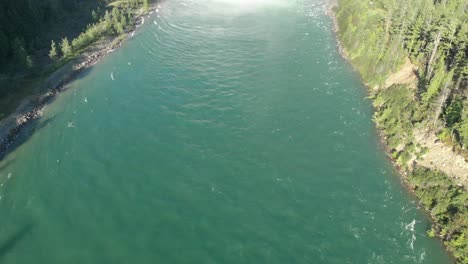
[327,4,467,189]
[414,128,468,188]
[382,58,418,90]
[384,60,468,189]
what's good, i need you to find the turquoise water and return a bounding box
[0,0,453,263]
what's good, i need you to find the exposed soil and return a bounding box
[414,128,468,188]
[328,4,467,190]
[383,58,418,90]
[386,62,468,189]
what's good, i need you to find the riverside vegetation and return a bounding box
[0,0,465,262]
[335,0,467,262]
[0,0,150,119]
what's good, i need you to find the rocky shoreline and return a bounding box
[0,6,156,156]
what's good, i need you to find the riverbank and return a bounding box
[0,4,158,157]
[0,2,454,262]
[329,1,467,263]
[327,0,467,189]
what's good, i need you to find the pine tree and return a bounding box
[116,22,124,35]
[25,55,33,68]
[104,10,112,30]
[60,37,72,58]
[121,14,128,28]
[91,10,98,21]
[112,8,120,25]
[12,37,28,67]
[49,40,58,61]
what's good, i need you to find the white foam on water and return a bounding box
[180,0,291,16]
[405,219,416,232]
[419,250,426,262]
[409,233,416,250]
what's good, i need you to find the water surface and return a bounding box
[0,0,452,263]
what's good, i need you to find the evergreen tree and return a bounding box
[25,55,34,69]
[92,10,98,21]
[49,40,59,61]
[60,37,72,58]
[121,14,128,28]
[104,10,112,30]
[12,38,28,67]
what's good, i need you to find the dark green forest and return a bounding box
[0,0,103,72]
[0,0,148,114]
[335,0,467,262]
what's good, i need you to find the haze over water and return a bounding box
[0,0,453,263]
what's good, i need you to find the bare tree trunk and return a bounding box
[427,31,441,78]
[432,76,451,127]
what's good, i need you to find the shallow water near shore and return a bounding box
[0,0,453,263]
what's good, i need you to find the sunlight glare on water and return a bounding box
[207,0,291,8]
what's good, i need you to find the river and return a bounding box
[0,0,453,263]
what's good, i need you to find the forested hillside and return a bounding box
[335,0,467,262]
[0,0,148,115]
[336,0,467,148]
[0,0,101,72]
